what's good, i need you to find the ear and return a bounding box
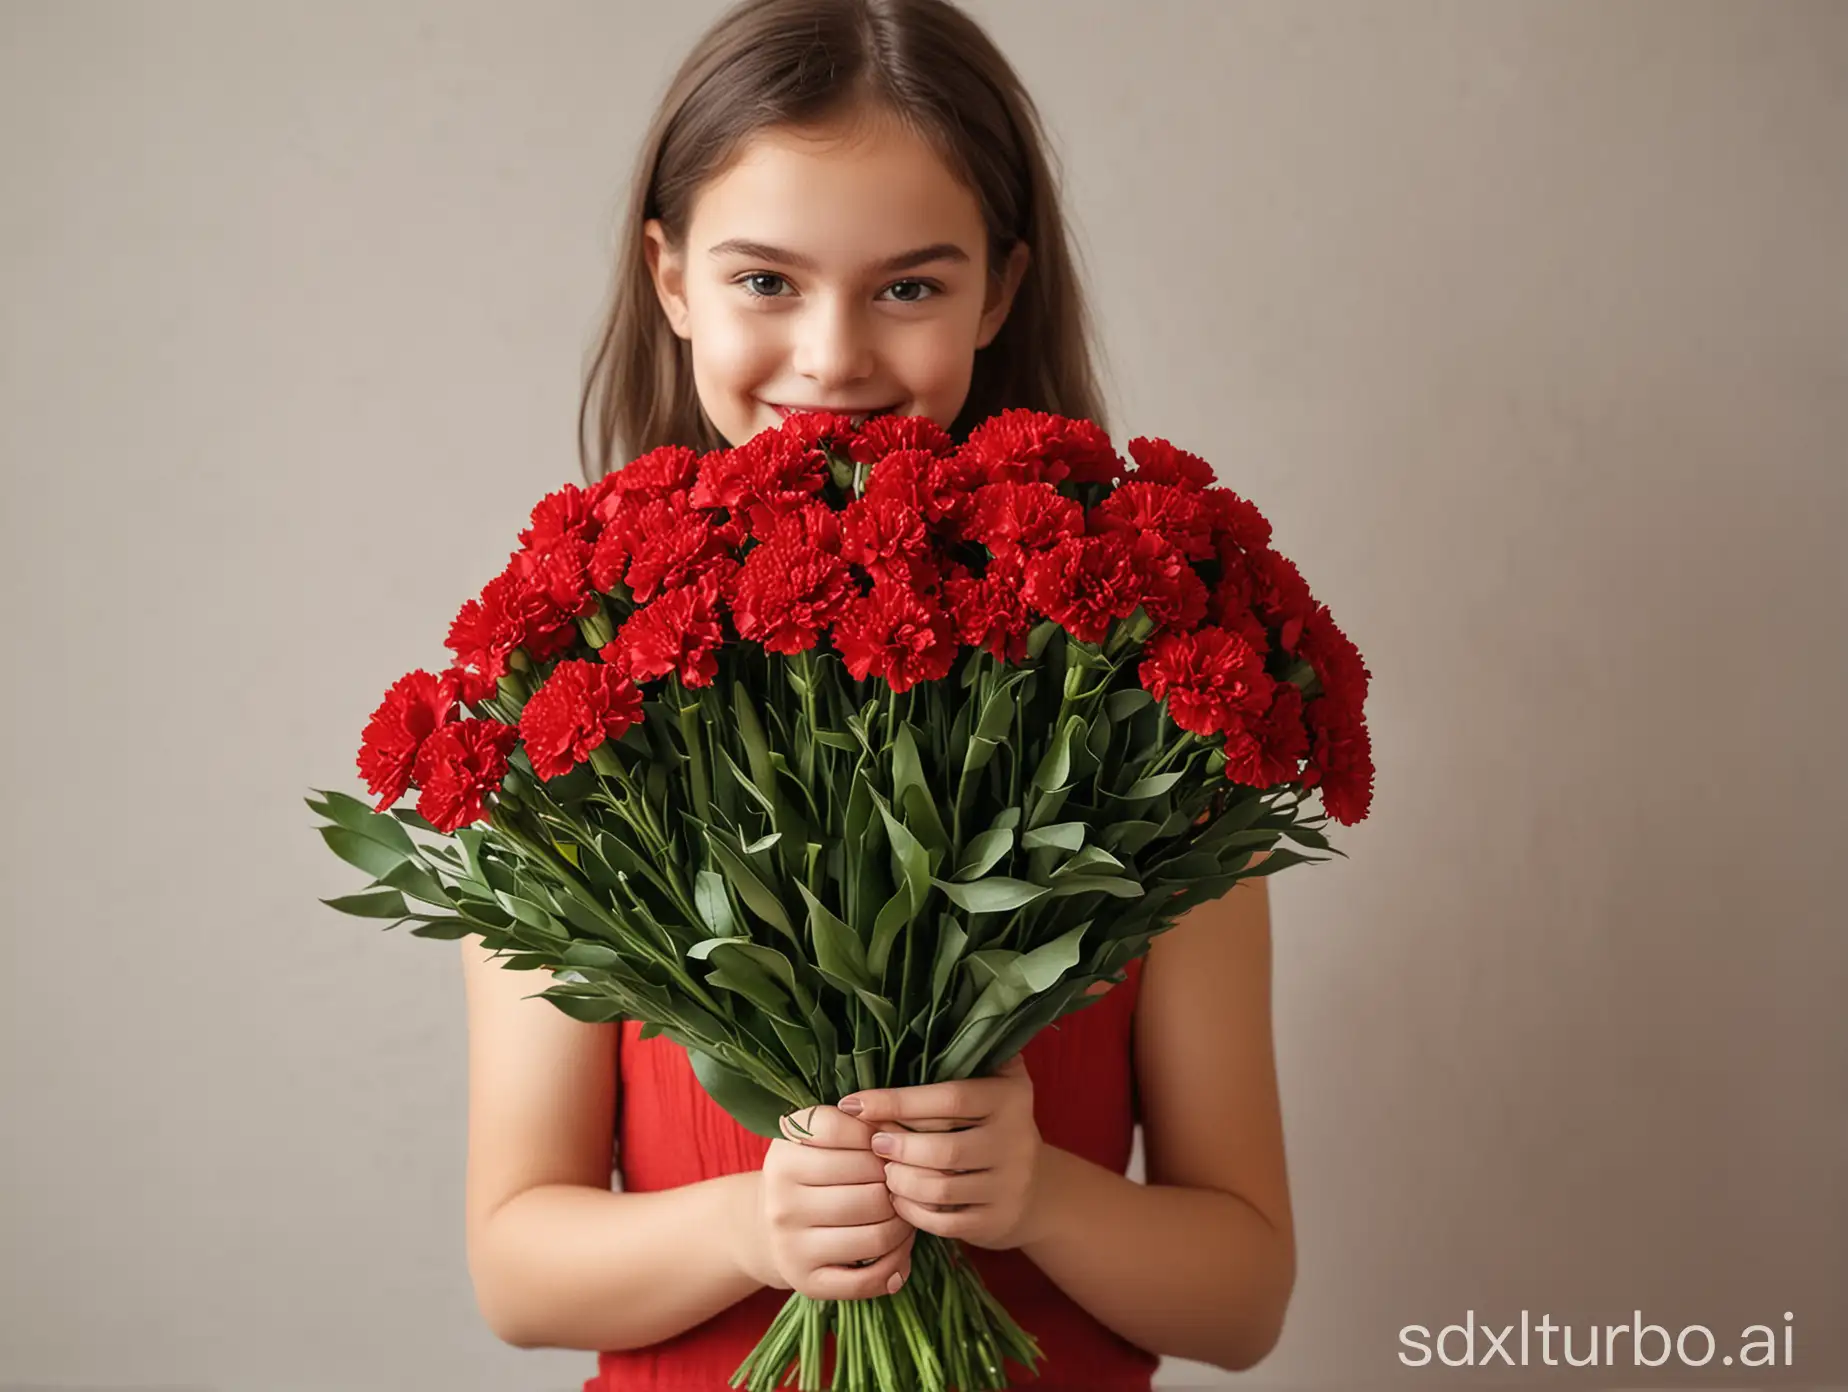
[976,240,1032,349]
[643,218,692,340]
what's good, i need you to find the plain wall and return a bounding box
[2,1,1844,1389]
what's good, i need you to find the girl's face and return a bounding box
[644,113,1030,448]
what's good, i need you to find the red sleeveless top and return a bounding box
[583,955,1158,1391]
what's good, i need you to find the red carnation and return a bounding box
[692,430,829,538]
[839,495,936,589]
[1124,531,1209,633]
[833,583,959,693]
[357,669,459,811]
[1091,481,1216,561]
[965,481,1085,557]
[1220,681,1310,789]
[764,500,844,553]
[517,659,644,781]
[731,540,857,655]
[961,409,1125,488]
[776,409,862,455]
[1199,486,1274,553]
[1298,602,1371,710]
[945,553,1032,663]
[1302,696,1374,825]
[618,572,728,688]
[519,483,601,552]
[624,496,742,602]
[1125,436,1216,490]
[445,562,578,681]
[445,665,500,707]
[1021,534,1142,644]
[849,413,955,464]
[1138,626,1277,739]
[411,718,519,833]
[589,444,702,513]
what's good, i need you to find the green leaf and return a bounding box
[1051,846,1126,877]
[687,1047,793,1141]
[706,830,796,940]
[1021,822,1086,852]
[318,825,407,881]
[1031,718,1075,792]
[381,857,453,908]
[794,882,874,992]
[742,831,783,855]
[929,876,1049,914]
[406,916,475,940]
[540,991,626,1025]
[1100,820,1161,855]
[1043,874,1143,899]
[732,685,777,798]
[1121,770,1185,799]
[930,914,968,1009]
[873,792,933,920]
[320,888,409,919]
[952,827,1014,881]
[310,788,418,858]
[694,869,740,938]
[1105,688,1152,721]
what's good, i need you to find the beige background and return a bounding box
[3,1,1844,1389]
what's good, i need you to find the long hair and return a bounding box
[577,0,1112,484]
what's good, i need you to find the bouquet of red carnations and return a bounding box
[308,408,1372,1392]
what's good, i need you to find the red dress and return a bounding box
[583,955,1158,1391]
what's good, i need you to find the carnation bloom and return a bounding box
[357,669,459,811]
[1125,436,1216,490]
[692,429,830,537]
[445,563,577,680]
[833,583,959,693]
[519,483,601,551]
[731,540,857,655]
[618,572,729,688]
[961,408,1125,487]
[1220,681,1310,789]
[965,481,1085,557]
[944,553,1032,663]
[590,444,702,513]
[410,718,519,832]
[839,495,936,589]
[847,413,955,465]
[1138,626,1277,738]
[1092,482,1216,561]
[1303,696,1374,825]
[517,660,644,781]
[1021,534,1143,643]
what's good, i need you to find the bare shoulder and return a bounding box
[459,939,620,1240]
[1134,860,1294,1239]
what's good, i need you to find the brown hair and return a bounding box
[576,0,1112,484]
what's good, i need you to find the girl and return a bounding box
[460,1,1295,1388]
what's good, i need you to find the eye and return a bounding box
[881,279,941,304]
[737,272,791,300]
[731,274,943,304]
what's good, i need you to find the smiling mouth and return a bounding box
[766,403,899,426]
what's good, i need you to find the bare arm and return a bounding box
[1015,875,1296,1371]
[460,939,778,1350]
[473,1172,770,1351]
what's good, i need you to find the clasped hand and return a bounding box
[779,1053,1044,1252]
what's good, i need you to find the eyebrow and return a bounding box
[706,239,971,274]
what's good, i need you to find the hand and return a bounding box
[839,1054,1045,1252]
[744,1104,917,1301]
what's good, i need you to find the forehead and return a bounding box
[690,119,986,266]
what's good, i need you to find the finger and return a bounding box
[801,1225,915,1301]
[838,1078,998,1126]
[869,1126,987,1171]
[882,1159,995,1210]
[890,1192,983,1238]
[779,1106,883,1151]
[777,1146,891,1187]
[787,1178,900,1228]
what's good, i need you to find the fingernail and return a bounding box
[838,1097,864,1115]
[888,1269,906,1295]
[871,1133,896,1156]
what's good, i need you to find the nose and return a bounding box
[790,293,877,390]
